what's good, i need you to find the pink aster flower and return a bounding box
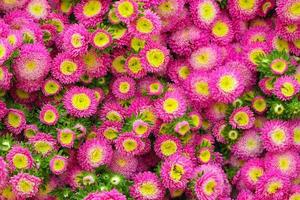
[174,121,190,136]
[205,101,228,122]
[210,66,245,103]
[77,138,113,171]
[0,38,11,66]
[41,79,62,96]
[276,19,300,41]
[258,0,275,17]
[261,120,291,152]
[0,66,12,90]
[83,189,126,200]
[241,27,271,46]
[112,76,136,100]
[212,120,226,143]
[62,24,89,56]
[23,124,38,139]
[228,0,262,20]
[210,15,234,45]
[5,109,26,135]
[6,30,23,50]
[291,121,300,150]
[232,129,263,159]
[264,150,300,178]
[57,128,76,148]
[140,43,170,73]
[10,173,41,199]
[255,171,290,200]
[50,155,68,175]
[26,0,49,20]
[130,171,165,200]
[125,55,147,79]
[276,0,300,23]
[190,0,220,28]
[273,76,300,101]
[244,43,270,70]
[82,50,108,78]
[115,0,139,24]
[0,0,28,11]
[90,29,112,50]
[63,86,98,118]
[154,90,187,122]
[51,52,85,84]
[189,45,222,72]
[0,157,8,189]
[74,0,111,27]
[237,189,255,200]
[259,77,274,96]
[99,101,125,122]
[167,59,192,84]
[132,119,151,138]
[160,154,194,190]
[109,151,138,178]
[114,133,144,156]
[6,145,34,170]
[29,132,57,156]
[155,0,184,19]
[129,9,162,39]
[229,106,255,130]
[154,135,182,159]
[97,121,122,143]
[39,104,59,126]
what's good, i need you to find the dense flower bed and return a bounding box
[0,0,300,199]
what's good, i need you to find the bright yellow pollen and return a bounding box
[29,2,45,18]
[18,179,34,194]
[117,158,127,167]
[60,132,73,145]
[53,159,65,171]
[199,149,211,163]
[199,2,216,22]
[238,0,255,11]
[290,193,300,200]
[135,124,148,135]
[170,164,185,182]
[293,39,300,48]
[131,37,146,52]
[7,34,17,45]
[71,33,83,48]
[149,83,160,93]
[106,111,122,122]
[119,82,130,93]
[275,38,289,52]
[271,129,286,145]
[103,128,118,140]
[203,179,217,196]
[136,17,154,34]
[83,0,102,17]
[146,49,165,68]
[139,182,158,197]
[89,148,103,164]
[286,24,298,33]
[218,75,237,93]
[196,52,210,65]
[71,93,91,111]
[123,139,138,152]
[251,34,266,42]
[34,141,52,155]
[43,110,56,124]
[271,60,287,73]
[128,56,142,73]
[0,44,6,59]
[93,32,110,48]
[289,2,300,17]
[245,138,258,151]
[117,1,134,18]
[161,140,177,156]
[8,112,21,128]
[163,98,179,114]
[248,167,263,182]
[194,80,209,96]
[178,66,190,79]
[191,114,200,128]
[212,21,229,37]
[16,89,29,99]
[278,156,290,171]
[111,26,127,40]
[112,56,126,73]
[253,98,266,112]
[44,81,59,95]
[60,60,78,75]
[13,154,29,169]
[233,111,250,126]
[158,0,175,14]
[249,49,265,65]
[267,181,282,194]
[281,82,295,97]
[293,128,300,144]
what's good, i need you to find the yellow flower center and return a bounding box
[106,111,122,122]
[178,123,190,135]
[60,131,73,145]
[131,37,146,52]
[290,193,300,200]
[93,32,110,48]
[28,2,45,18]
[71,93,91,111]
[194,80,210,96]
[123,139,138,152]
[89,147,103,164]
[7,34,17,45]
[117,158,127,167]
[60,60,78,75]
[293,39,300,48]
[34,141,52,155]
[218,75,237,93]
[53,159,65,171]
[158,0,175,14]
[160,140,177,156]
[170,164,185,182]
[267,181,282,194]
[8,112,21,128]
[83,0,102,17]
[136,17,154,34]
[190,114,200,128]
[278,156,290,171]
[112,56,126,73]
[196,52,210,65]
[253,98,266,112]
[44,81,59,95]
[275,38,289,52]
[248,167,263,182]
[245,137,258,151]
[0,44,6,59]
[139,182,158,197]
[203,179,217,196]
[163,98,179,114]
[238,0,255,11]
[289,2,300,17]
[212,21,229,37]
[71,33,83,48]
[178,66,190,79]
[111,26,127,39]
[251,34,266,42]
[18,179,34,194]
[149,83,160,94]
[233,111,249,126]
[198,2,216,22]
[1,186,15,199]
[141,109,156,124]
[13,154,29,169]
[16,89,29,99]
[249,49,265,65]
[43,110,56,124]
[119,82,130,93]
[117,1,134,18]
[134,124,148,135]
[271,59,287,74]
[146,49,165,68]
[103,128,118,140]
[271,128,286,145]
[293,127,300,144]
[199,149,211,163]
[286,24,298,33]
[281,82,295,97]
[128,56,142,74]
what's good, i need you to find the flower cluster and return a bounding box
[0,0,299,200]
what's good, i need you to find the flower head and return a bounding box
[191,0,220,28]
[39,104,59,126]
[276,0,300,23]
[57,128,76,148]
[229,106,255,130]
[154,135,182,159]
[0,66,12,90]
[273,76,300,101]
[10,173,41,199]
[115,0,139,24]
[26,0,49,20]
[109,151,138,178]
[6,145,33,170]
[112,76,136,100]
[114,133,144,156]
[29,132,57,156]
[5,109,26,135]
[50,155,68,175]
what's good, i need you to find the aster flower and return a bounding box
[255,171,290,200]
[112,76,136,100]
[210,66,245,103]
[0,0,28,11]
[259,77,274,96]
[228,0,262,20]
[188,112,203,131]
[83,189,126,200]
[6,145,34,170]
[276,19,300,41]
[154,90,187,122]
[229,106,255,130]
[291,121,300,150]
[276,0,300,23]
[26,0,49,20]
[109,151,138,178]
[145,79,164,96]
[63,86,98,118]
[271,36,290,53]
[74,0,110,27]
[140,43,170,73]
[244,43,269,70]
[189,45,222,72]
[115,0,138,24]
[90,29,112,50]
[81,50,108,78]
[114,133,144,156]
[50,155,68,175]
[273,76,300,101]
[126,55,147,79]
[57,128,76,148]
[160,154,193,190]
[132,119,151,138]
[205,102,228,122]
[77,138,113,171]
[23,124,38,139]
[154,135,182,159]
[269,58,289,75]
[130,9,162,39]
[130,172,165,200]
[237,189,255,200]
[241,27,271,46]
[97,121,122,143]
[210,16,234,45]
[156,0,184,19]
[42,79,62,96]
[5,109,26,135]
[62,24,89,56]
[261,120,291,152]
[10,173,41,199]
[0,38,11,66]
[0,66,12,90]
[39,104,59,126]
[167,59,191,84]
[232,129,263,159]
[29,132,57,156]
[51,52,85,84]
[100,101,125,122]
